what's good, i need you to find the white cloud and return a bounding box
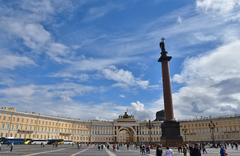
[83,3,123,22]
[0,18,69,62]
[102,66,149,89]
[3,21,51,49]
[70,57,136,71]
[171,40,240,119]
[193,32,217,42]
[0,1,70,63]
[196,0,240,14]
[0,54,35,70]
[20,0,55,16]
[131,101,144,111]
[119,94,126,98]
[50,72,89,81]
[129,101,154,120]
[177,16,183,24]
[0,83,95,103]
[173,40,240,85]
[0,85,36,98]
[85,3,239,59]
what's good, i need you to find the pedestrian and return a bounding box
[220,146,227,156]
[146,146,150,154]
[189,144,194,156]
[141,145,146,155]
[164,147,173,156]
[235,143,238,150]
[183,146,187,156]
[156,145,163,156]
[112,144,116,151]
[192,144,201,156]
[10,142,14,152]
[178,146,182,153]
[117,144,119,150]
[202,145,207,154]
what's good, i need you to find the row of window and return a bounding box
[182,119,240,128]
[0,113,87,128]
[0,123,89,134]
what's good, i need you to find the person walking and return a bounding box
[164,147,173,156]
[141,145,146,155]
[202,145,207,154]
[156,145,163,156]
[10,143,14,152]
[192,144,201,156]
[189,144,194,156]
[183,146,187,156]
[220,146,228,156]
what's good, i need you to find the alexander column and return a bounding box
[158,38,183,147]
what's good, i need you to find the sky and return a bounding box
[0,0,240,121]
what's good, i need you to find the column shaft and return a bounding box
[161,60,174,121]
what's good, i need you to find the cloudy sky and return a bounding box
[0,0,240,121]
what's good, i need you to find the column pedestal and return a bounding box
[160,120,183,147]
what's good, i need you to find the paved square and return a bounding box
[0,144,240,156]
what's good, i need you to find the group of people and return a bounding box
[156,144,204,156]
[97,144,104,150]
[140,144,151,155]
[155,143,239,156]
[156,146,173,156]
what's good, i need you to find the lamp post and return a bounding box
[146,120,154,145]
[208,120,215,147]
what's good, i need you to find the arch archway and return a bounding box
[117,127,136,143]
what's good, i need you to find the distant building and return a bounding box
[0,107,240,143]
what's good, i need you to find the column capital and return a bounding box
[158,52,172,62]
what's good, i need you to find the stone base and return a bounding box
[160,120,183,147]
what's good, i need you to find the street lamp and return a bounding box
[146,120,154,145]
[208,120,215,147]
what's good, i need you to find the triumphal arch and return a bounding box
[89,112,162,144]
[114,112,138,143]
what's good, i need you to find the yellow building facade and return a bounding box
[1,107,240,144]
[180,116,240,143]
[0,107,90,143]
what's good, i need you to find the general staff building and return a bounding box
[0,107,240,143]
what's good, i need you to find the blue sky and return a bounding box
[0,0,240,120]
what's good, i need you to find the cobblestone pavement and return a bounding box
[0,144,239,155]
